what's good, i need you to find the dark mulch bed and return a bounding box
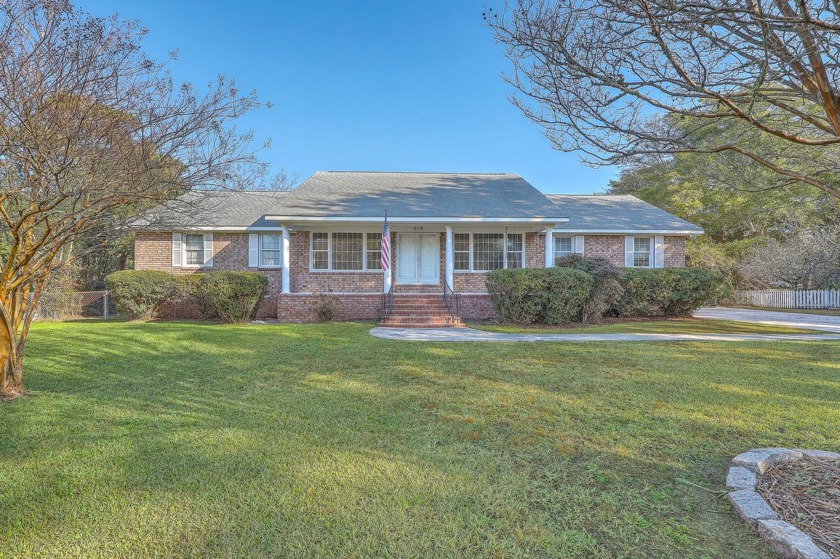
[756,456,840,558]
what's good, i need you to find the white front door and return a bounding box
[397,233,439,285]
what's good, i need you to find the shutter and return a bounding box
[171,233,182,267]
[574,235,585,254]
[203,233,214,267]
[624,236,635,268]
[248,234,259,267]
[654,235,665,268]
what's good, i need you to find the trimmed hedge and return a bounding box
[195,272,268,323]
[105,270,177,320]
[614,268,722,317]
[486,268,593,324]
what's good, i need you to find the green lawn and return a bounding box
[2,321,838,558]
[470,318,820,334]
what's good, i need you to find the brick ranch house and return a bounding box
[132,171,703,325]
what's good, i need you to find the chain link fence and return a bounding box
[34,290,116,321]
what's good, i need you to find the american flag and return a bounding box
[380,215,391,271]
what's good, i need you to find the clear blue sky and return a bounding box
[78,0,617,194]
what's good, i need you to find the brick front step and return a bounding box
[394,285,443,294]
[380,293,463,328]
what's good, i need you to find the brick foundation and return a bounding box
[458,294,497,321]
[278,293,383,323]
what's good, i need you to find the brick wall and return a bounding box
[580,234,688,268]
[136,229,689,322]
[134,231,284,294]
[290,231,388,293]
[664,236,686,267]
[526,232,544,268]
[135,231,280,320]
[453,272,487,293]
[583,235,626,267]
[458,294,497,320]
[277,293,382,322]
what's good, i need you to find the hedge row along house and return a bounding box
[131,172,703,325]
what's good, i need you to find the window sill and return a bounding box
[309,269,383,274]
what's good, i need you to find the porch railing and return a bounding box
[443,281,460,319]
[381,283,395,320]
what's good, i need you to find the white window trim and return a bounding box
[553,235,574,262]
[309,232,383,273]
[259,233,283,269]
[631,236,654,268]
[182,232,210,269]
[454,232,525,273]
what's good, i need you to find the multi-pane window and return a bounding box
[473,233,505,271]
[332,233,364,271]
[456,233,523,271]
[554,236,573,263]
[185,234,205,266]
[311,232,329,270]
[366,232,382,270]
[633,237,652,267]
[506,234,523,269]
[311,232,383,271]
[260,234,281,267]
[454,233,470,271]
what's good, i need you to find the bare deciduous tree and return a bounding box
[487,0,840,199]
[0,0,266,398]
[738,226,840,288]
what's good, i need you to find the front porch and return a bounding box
[271,219,563,325]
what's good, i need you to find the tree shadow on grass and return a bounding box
[4,322,832,557]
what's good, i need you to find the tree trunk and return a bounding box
[0,283,38,401]
[0,328,23,399]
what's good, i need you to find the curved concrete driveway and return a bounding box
[370,327,840,342]
[694,307,840,333]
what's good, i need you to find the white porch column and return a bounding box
[544,228,554,268]
[281,226,291,294]
[445,226,454,290]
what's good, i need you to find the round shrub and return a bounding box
[105,270,177,320]
[614,268,722,317]
[196,272,268,323]
[486,268,593,324]
[172,274,215,319]
[556,254,624,323]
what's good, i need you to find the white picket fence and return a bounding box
[735,289,840,309]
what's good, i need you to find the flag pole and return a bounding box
[382,210,392,294]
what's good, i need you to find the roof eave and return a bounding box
[265,215,570,224]
[552,228,703,235]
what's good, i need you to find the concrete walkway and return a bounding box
[694,306,840,333]
[369,326,840,343]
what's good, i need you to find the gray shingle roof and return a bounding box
[548,194,703,233]
[269,171,566,219]
[131,175,702,235]
[130,191,289,229]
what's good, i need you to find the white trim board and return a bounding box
[552,228,703,235]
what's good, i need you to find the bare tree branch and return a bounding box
[0,0,266,398]
[487,0,840,198]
